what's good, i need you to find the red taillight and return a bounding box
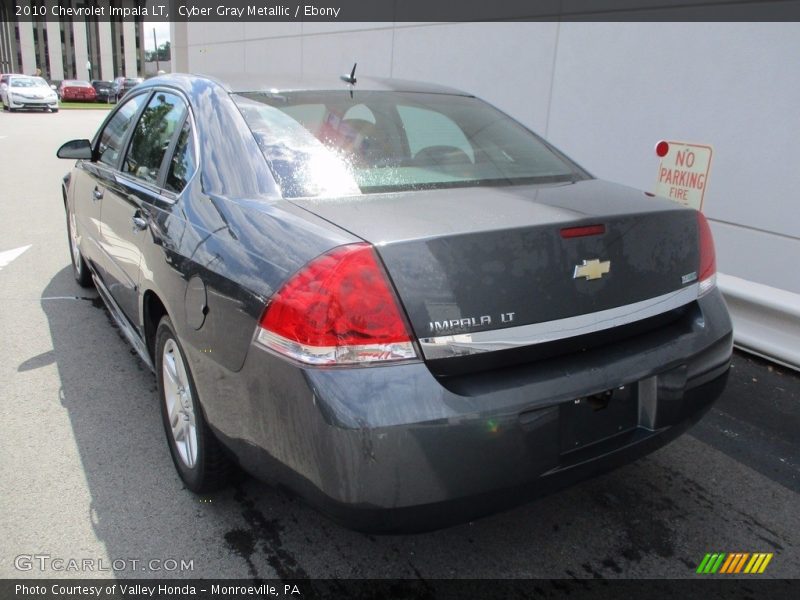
[697,211,717,295]
[560,224,606,239]
[256,243,417,366]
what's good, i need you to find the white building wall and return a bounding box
[546,23,800,294]
[44,1,63,80]
[71,19,90,81]
[122,1,138,77]
[97,0,115,81]
[169,21,188,74]
[122,24,138,77]
[175,20,800,368]
[16,1,35,75]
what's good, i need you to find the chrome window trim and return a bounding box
[419,284,700,360]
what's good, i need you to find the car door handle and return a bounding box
[92,187,104,201]
[132,215,148,231]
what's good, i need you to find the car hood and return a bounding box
[14,85,53,94]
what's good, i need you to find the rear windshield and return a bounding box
[233,91,587,198]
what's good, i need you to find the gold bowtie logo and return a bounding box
[573,259,611,281]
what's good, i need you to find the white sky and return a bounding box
[143,21,172,52]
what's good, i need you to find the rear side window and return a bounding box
[123,92,187,185]
[164,120,196,194]
[97,94,148,167]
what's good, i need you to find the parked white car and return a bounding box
[1,75,59,112]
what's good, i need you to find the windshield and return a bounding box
[233,91,588,198]
[11,77,48,88]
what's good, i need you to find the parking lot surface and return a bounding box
[0,110,798,579]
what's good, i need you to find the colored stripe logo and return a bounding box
[696,552,773,574]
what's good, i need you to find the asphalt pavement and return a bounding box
[0,109,798,580]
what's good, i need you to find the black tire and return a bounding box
[51,109,59,113]
[156,316,231,493]
[65,199,92,287]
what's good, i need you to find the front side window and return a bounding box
[234,91,587,198]
[97,93,148,167]
[123,92,187,185]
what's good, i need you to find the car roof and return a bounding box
[135,72,473,98]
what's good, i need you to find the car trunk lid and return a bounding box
[290,179,700,371]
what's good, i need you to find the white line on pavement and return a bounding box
[0,245,32,270]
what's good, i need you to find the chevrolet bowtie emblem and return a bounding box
[573,259,611,281]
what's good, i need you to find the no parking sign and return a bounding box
[654,141,713,211]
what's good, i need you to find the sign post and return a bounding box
[654,141,713,211]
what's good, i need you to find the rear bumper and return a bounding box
[194,288,733,532]
[316,368,728,533]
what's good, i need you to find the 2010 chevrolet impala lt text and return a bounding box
[56,72,732,532]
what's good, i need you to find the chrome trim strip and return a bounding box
[419,284,699,360]
[254,328,418,367]
[92,274,154,372]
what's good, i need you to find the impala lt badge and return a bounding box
[573,259,611,281]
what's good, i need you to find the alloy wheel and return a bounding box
[162,338,198,468]
[68,208,82,276]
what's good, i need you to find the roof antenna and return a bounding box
[340,63,357,85]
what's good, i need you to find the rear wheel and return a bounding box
[156,316,230,493]
[65,199,92,287]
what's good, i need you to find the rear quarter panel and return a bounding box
[137,80,358,374]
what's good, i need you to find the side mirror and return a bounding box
[50,84,56,90]
[57,139,93,160]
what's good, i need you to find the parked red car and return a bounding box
[58,80,97,102]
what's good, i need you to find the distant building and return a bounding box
[0,0,145,81]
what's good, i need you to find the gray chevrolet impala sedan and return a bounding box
[57,73,732,531]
